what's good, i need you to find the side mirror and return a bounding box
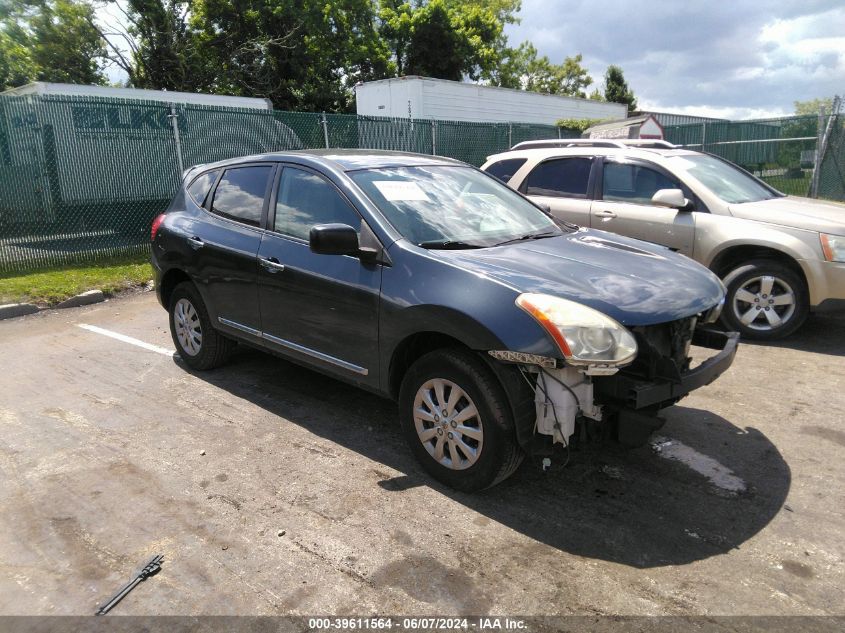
[651,188,692,210]
[309,223,376,260]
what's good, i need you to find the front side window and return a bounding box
[669,154,780,204]
[187,170,219,206]
[602,162,681,205]
[524,157,593,198]
[211,166,273,226]
[485,158,527,183]
[351,165,561,247]
[274,167,361,240]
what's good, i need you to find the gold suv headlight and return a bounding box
[516,293,638,366]
[821,233,845,263]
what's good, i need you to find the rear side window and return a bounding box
[274,167,361,240]
[187,170,218,206]
[485,158,527,183]
[602,162,681,205]
[211,166,273,226]
[524,158,592,198]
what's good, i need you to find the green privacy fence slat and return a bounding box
[0,93,841,274]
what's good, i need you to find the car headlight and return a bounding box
[516,293,637,366]
[821,233,845,263]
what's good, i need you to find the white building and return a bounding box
[355,76,627,125]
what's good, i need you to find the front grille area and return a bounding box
[627,316,697,382]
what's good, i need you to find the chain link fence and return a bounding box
[0,94,574,272]
[0,92,842,273]
[663,114,839,197]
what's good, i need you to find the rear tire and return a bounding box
[169,282,234,370]
[720,259,808,340]
[399,349,523,491]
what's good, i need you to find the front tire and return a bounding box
[720,259,808,340]
[399,349,523,491]
[169,282,234,369]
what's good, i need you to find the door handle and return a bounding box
[594,209,617,219]
[187,236,204,250]
[260,257,285,273]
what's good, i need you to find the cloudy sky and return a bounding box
[504,0,845,119]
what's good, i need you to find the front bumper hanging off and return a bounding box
[593,328,740,411]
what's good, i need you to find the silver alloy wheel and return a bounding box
[413,378,483,470]
[731,275,796,331]
[174,297,203,356]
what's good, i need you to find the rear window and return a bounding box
[211,166,273,226]
[484,158,527,183]
[187,170,219,206]
[524,158,592,198]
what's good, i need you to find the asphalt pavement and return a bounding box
[0,290,842,616]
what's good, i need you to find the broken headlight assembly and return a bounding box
[516,293,638,368]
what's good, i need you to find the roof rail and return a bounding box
[509,138,678,150]
[510,139,626,150]
[621,139,678,148]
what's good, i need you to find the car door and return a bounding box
[257,164,381,386]
[187,163,274,334]
[590,159,696,256]
[519,156,595,226]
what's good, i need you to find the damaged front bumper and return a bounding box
[593,328,739,411]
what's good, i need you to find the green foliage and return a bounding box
[794,97,834,116]
[0,0,613,115]
[110,0,204,91]
[603,64,636,112]
[0,0,106,89]
[489,42,593,97]
[555,117,606,132]
[189,0,389,111]
[588,87,604,101]
[378,0,505,82]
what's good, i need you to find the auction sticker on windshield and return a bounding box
[373,180,431,202]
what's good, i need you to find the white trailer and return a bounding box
[354,76,627,125]
[0,83,300,227]
[1,82,273,109]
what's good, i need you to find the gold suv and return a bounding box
[482,140,845,340]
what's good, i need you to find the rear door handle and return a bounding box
[260,257,285,273]
[594,209,617,219]
[187,236,204,250]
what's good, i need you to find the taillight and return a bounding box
[151,214,166,241]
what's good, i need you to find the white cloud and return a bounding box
[505,0,845,120]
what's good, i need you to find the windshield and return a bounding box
[670,154,781,204]
[350,165,561,248]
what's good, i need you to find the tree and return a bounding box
[0,20,32,89]
[794,97,834,116]
[603,64,636,112]
[189,0,390,111]
[488,43,593,97]
[0,0,106,89]
[379,0,505,82]
[91,0,205,91]
[588,87,604,101]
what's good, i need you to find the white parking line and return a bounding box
[77,323,175,357]
[652,436,747,493]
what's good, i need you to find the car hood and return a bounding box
[728,196,845,234]
[432,228,725,326]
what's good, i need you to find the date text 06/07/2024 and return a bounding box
[307,617,529,630]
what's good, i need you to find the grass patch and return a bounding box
[0,256,153,306]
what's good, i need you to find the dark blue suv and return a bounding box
[152,150,738,491]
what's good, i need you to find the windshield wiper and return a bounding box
[417,240,485,250]
[492,230,560,247]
